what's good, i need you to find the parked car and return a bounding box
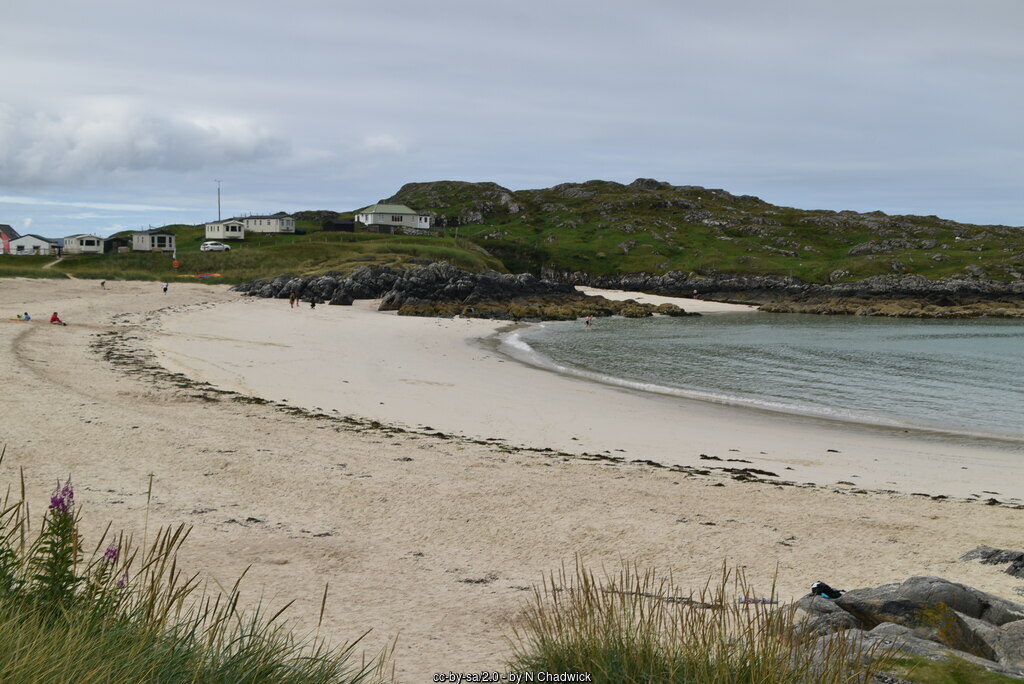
[200,241,231,252]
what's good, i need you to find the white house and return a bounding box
[354,204,433,235]
[243,214,295,234]
[205,220,246,241]
[9,234,60,256]
[62,234,104,255]
[131,230,176,252]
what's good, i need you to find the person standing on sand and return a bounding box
[162,282,169,294]
[289,292,297,308]
[310,297,317,310]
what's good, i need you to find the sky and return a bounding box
[1,0,1022,238]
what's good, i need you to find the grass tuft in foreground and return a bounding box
[0,448,391,683]
[509,558,893,683]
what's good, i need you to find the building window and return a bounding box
[391,215,403,222]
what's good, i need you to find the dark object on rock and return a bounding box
[795,576,1024,678]
[811,581,844,599]
[962,546,1024,579]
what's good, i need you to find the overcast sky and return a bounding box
[2,0,1022,237]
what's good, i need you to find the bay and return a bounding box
[504,313,1024,439]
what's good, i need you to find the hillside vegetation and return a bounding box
[12,228,502,284]
[3,179,1021,287]
[386,179,1024,284]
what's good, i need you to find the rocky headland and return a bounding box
[232,261,696,320]
[546,270,1024,318]
[233,262,1024,319]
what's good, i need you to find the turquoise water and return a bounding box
[503,312,1024,439]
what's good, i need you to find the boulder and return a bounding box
[962,546,1024,580]
[793,577,1024,678]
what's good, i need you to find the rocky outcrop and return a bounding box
[543,269,1024,318]
[962,547,1024,580]
[795,576,1024,677]
[231,262,698,321]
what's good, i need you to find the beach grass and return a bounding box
[0,449,391,683]
[509,558,893,683]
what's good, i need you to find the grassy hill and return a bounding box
[386,179,1024,284]
[2,179,1021,286]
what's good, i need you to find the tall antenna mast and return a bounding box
[215,179,222,221]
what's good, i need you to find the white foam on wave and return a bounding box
[497,329,961,434]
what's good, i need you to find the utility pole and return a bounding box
[215,179,222,221]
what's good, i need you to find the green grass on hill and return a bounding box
[387,179,1024,283]
[0,229,505,284]
[6,179,1022,285]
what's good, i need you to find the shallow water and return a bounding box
[504,312,1024,439]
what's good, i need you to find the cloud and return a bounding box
[357,134,408,155]
[20,218,32,231]
[0,101,288,187]
[0,195,179,212]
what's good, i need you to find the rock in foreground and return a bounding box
[795,576,1024,678]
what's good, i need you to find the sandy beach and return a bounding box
[2,277,1023,680]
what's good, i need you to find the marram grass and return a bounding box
[509,558,894,683]
[0,447,392,683]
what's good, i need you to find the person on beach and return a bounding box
[100,280,106,289]
[50,312,65,326]
[585,315,593,327]
[289,292,297,308]
[22,312,30,321]
[162,282,169,294]
[310,298,317,310]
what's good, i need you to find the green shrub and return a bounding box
[0,448,391,683]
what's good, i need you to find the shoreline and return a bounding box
[492,326,1024,451]
[151,288,1024,502]
[4,278,1024,678]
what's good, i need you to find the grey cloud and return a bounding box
[0,102,288,187]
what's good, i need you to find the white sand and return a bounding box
[2,278,1023,681]
[154,288,1024,500]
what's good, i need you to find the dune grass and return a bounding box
[509,559,893,683]
[0,448,391,683]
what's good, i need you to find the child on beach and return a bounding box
[50,312,66,326]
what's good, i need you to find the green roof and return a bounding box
[357,203,418,215]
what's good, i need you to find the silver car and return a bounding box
[200,241,231,252]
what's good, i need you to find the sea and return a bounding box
[500,311,1024,440]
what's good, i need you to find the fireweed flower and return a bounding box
[117,570,128,588]
[49,478,75,516]
[102,544,119,564]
